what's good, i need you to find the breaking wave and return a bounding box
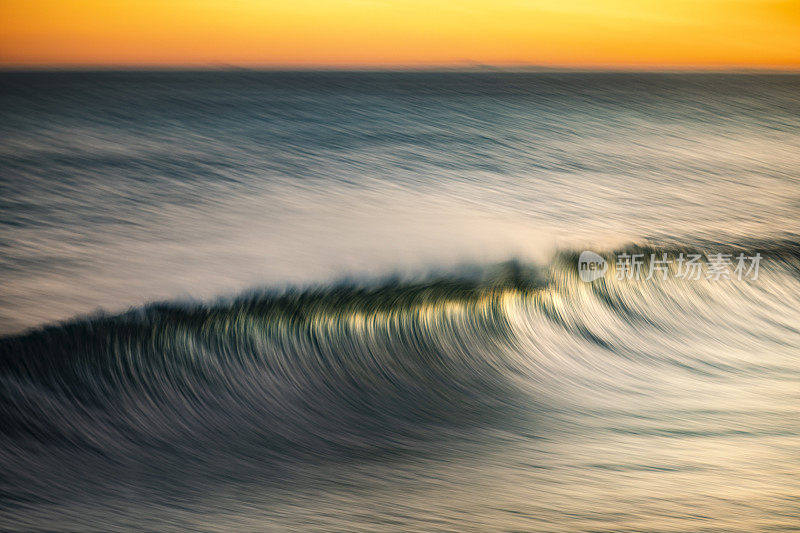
[2,242,799,510]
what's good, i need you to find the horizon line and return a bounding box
[3,64,800,74]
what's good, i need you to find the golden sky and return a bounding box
[1,0,799,68]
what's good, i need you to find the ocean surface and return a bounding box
[1,72,799,531]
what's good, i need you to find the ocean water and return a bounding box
[1,72,799,531]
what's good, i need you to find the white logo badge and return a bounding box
[578,251,607,282]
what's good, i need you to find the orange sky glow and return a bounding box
[1,0,799,68]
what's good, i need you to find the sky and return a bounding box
[1,0,799,68]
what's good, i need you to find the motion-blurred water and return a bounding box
[1,72,799,531]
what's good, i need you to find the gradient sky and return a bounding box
[1,0,799,68]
